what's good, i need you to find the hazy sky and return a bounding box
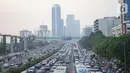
[0,0,119,35]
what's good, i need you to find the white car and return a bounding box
[86,65,91,68]
[75,61,79,65]
[3,63,9,68]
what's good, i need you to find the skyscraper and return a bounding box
[66,14,80,37]
[52,4,64,37]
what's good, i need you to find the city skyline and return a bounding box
[0,0,119,35]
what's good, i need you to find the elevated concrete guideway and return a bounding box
[35,36,81,40]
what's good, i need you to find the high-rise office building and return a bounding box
[66,14,80,37]
[52,4,64,37]
[82,27,92,36]
[93,17,120,37]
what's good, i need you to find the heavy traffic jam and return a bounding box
[1,41,102,73]
[20,42,102,73]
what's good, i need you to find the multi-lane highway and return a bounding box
[21,42,73,73]
[2,40,102,73]
[1,41,65,73]
[21,41,98,73]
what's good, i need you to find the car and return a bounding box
[86,65,91,68]
[75,61,79,65]
[75,59,79,61]
[61,63,66,66]
[35,63,41,69]
[50,68,55,72]
[9,63,15,66]
[45,64,50,70]
[54,63,59,66]
[46,58,51,62]
[65,60,70,64]
[37,70,45,73]
[49,61,54,66]
[65,58,70,64]
[84,62,89,66]
[51,66,57,69]
[9,65,15,69]
[40,67,45,71]
[79,60,83,63]
[42,61,47,66]
[26,67,36,73]
[54,62,60,66]
[59,61,64,63]
[3,63,9,68]
[9,64,19,69]
[94,65,100,69]
[51,59,57,63]
[16,62,22,66]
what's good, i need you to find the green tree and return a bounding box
[79,30,106,50]
[94,34,130,67]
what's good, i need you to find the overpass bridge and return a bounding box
[0,33,81,55]
[35,36,81,39]
[35,36,81,40]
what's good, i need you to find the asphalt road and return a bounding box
[22,42,74,73]
[20,42,68,73]
[2,42,64,73]
[3,41,84,73]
